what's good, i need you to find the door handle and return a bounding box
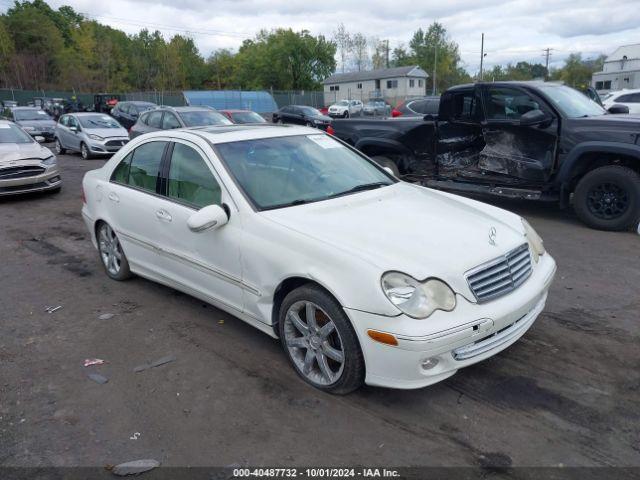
[108,192,119,203]
[156,209,172,222]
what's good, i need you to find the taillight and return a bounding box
[81,186,86,204]
[391,109,402,117]
[326,125,335,135]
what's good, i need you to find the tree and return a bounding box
[206,49,237,89]
[370,38,388,69]
[333,23,352,73]
[233,29,336,90]
[351,33,369,71]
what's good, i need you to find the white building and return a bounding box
[322,66,428,106]
[592,44,640,93]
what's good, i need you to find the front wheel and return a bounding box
[80,142,92,160]
[97,222,132,280]
[54,138,66,154]
[279,285,365,394]
[371,156,400,177]
[573,165,640,231]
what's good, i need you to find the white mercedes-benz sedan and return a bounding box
[81,125,556,394]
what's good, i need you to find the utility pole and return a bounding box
[543,48,553,80]
[432,45,437,95]
[479,33,485,81]
[385,39,390,68]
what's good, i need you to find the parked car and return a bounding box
[7,107,57,141]
[363,100,391,116]
[0,120,61,196]
[219,109,267,124]
[1,100,18,111]
[129,106,232,138]
[392,96,441,117]
[601,89,640,114]
[328,99,363,118]
[93,93,122,114]
[272,105,331,129]
[329,81,640,231]
[81,125,555,393]
[110,101,157,129]
[54,113,129,159]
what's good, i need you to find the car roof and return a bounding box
[12,106,43,111]
[611,89,640,95]
[122,101,156,105]
[219,109,255,113]
[139,124,321,145]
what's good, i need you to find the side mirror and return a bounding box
[35,136,45,143]
[519,109,550,126]
[70,126,78,133]
[607,104,629,114]
[187,204,229,232]
[383,167,394,175]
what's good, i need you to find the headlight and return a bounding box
[522,218,545,262]
[381,272,456,319]
[41,155,56,166]
[88,134,104,141]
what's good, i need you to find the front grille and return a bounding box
[466,243,532,303]
[105,139,128,148]
[0,166,46,180]
[0,181,47,193]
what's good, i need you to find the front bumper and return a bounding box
[346,253,557,389]
[25,129,55,140]
[87,137,129,155]
[0,165,62,196]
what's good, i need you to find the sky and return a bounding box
[3,0,639,73]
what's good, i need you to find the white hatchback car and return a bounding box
[82,125,556,393]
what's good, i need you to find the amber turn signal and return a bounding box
[367,330,398,346]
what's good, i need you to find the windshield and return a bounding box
[230,111,266,124]
[216,134,394,210]
[538,85,606,118]
[79,115,122,128]
[179,110,232,127]
[135,104,156,113]
[14,110,51,121]
[336,101,349,106]
[0,123,34,143]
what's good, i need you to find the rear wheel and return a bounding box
[97,222,132,280]
[279,285,365,394]
[372,155,400,177]
[54,138,66,155]
[574,165,640,231]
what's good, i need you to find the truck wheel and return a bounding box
[372,156,400,177]
[574,165,640,231]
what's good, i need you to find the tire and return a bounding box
[343,111,350,118]
[372,155,400,177]
[96,222,132,281]
[276,118,283,124]
[80,142,92,160]
[54,138,66,155]
[573,165,640,231]
[305,121,313,127]
[278,285,365,394]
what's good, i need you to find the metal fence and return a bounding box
[1,88,334,112]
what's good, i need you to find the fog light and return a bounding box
[421,357,439,370]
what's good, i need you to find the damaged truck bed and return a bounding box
[329,81,640,231]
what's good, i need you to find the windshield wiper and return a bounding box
[327,182,391,199]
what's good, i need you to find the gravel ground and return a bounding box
[1,149,639,474]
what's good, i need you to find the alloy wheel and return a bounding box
[98,224,123,276]
[586,182,629,220]
[81,144,89,159]
[283,300,345,386]
[55,139,63,154]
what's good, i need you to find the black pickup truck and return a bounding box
[330,81,640,231]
